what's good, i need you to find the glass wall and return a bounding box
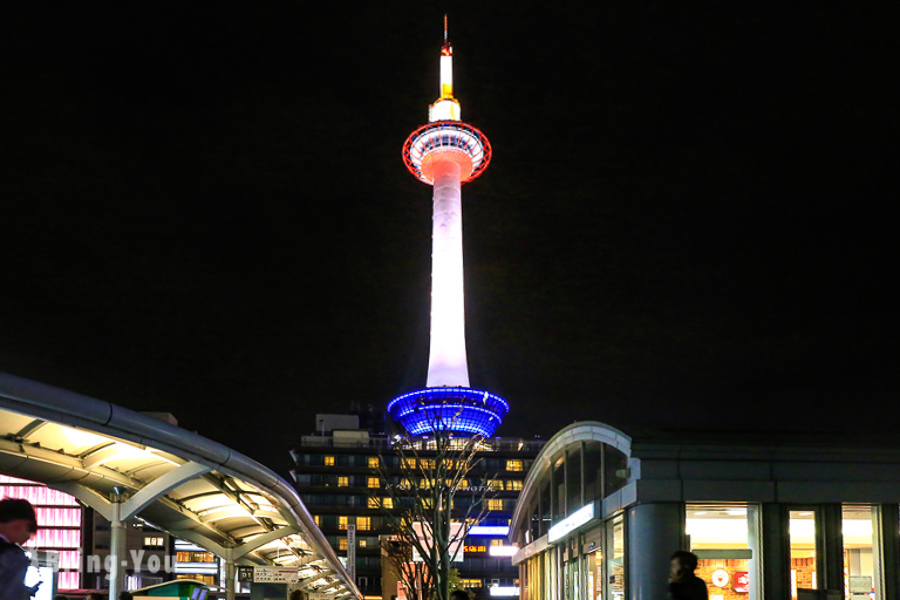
[586,547,602,600]
[789,509,818,599]
[604,515,625,600]
[843,505,878,599]
[687,504,759,600]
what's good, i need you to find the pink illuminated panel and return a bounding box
[0,475,82,590]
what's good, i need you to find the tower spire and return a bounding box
[430,16,459,122]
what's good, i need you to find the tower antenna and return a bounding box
[444,14,448,44]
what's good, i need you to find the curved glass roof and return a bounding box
[0,371,359,599]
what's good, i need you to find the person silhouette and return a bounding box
[0,498,40,600]
[668,550,708,600]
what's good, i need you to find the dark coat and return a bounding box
[0,539,32,600]
[668,573,709,600]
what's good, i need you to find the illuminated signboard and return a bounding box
[489,587,520,597]
[548,503,595,542]
[468,525,509,536]
[464,545,487,554]
[734,571,750,593]
[711,569,729,588]
[488,545,517,557]
[413,522,465,562]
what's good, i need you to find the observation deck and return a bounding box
[402,121,492,185]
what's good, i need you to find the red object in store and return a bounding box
[734,571,750,593]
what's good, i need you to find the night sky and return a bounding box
[1,4,896,472]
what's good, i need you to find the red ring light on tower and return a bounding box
[402,121,491,185]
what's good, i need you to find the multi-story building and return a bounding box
[0,474,83,591]
[289,415,543,599]
[173,539,222,587]
[85,512,173,590]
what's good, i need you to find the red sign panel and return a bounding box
[734,571,750,593]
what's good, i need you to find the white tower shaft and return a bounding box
[426,159,469,387]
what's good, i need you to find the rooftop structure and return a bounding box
[390,18,507,438]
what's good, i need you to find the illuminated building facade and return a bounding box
[0,474,82,591]
[289,415,544,599]
[388,19,507,439]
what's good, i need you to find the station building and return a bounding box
[508,421,900,600]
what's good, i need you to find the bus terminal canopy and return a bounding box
[0,371,360,600]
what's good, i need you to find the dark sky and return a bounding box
[1,3,896,472]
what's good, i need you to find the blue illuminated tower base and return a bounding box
[387,388,509,438]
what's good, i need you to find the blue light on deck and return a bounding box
[387,387,509,437]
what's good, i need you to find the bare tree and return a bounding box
[374,408,497,600]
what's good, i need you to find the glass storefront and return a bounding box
[687,504,759,600]
[605,515,625,600]
[586,547,601,600]
[843,505,877,600]
[789,509,818,598]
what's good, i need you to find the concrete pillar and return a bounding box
[818,504,844,593]
[760,503,790,600]
[747,505,762,600]
[225,558,236,600]
[108,502,127,599]
[626,502,683,600]
[426,158,468,387]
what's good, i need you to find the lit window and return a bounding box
[368,477,380,489]
[490,480,503,491]
[401,478,412,488]
[143,536,164,548]
[506,460,523,472]
[338,477,349,487]
[506,480,523,491]
[324,456,335,466]
[357,517,371,531]
[491,539,504,546]
[368,457,380,468]
[420,459,435,469]
[359,539,367,547]
[382,497,393,509]
[402,458,416,469]
[488,499,504,511]
[339,516,349,530]
[459,479,469,490]
[368,497,379,509]
[314,515,320,526]
[339,538,348,550]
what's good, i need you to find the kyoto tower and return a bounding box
[388,18,509,438]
